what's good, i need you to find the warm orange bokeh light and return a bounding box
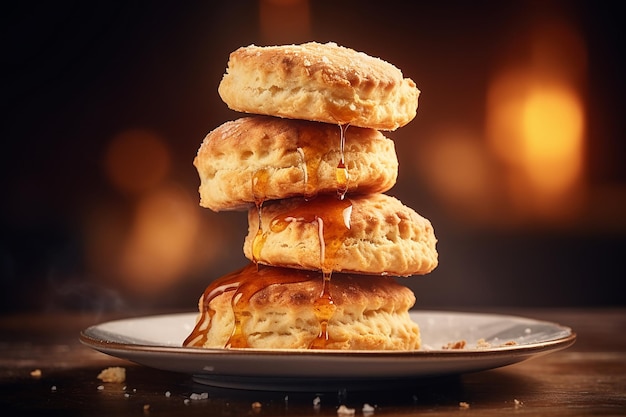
[485,17,586,221]
[83,183,227,298]
[91,127,234,298]
[118,185,200,295]
[521,85,584,194]
[104,129,171,194]
[487,74,584,194]
[413,127,498,223]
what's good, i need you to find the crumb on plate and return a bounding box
[443,340,466,349]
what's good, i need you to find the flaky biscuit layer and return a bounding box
[194,116,398,211]
[218,42,420,130]
[184,264,420,350]
[244,193,438,276]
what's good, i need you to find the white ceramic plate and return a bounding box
[80,311,575,391]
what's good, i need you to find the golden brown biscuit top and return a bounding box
[218,42,420,129]
[229,42,407,96]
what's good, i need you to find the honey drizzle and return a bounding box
[268,195,351,348]
[268,195,352,273]
[185,194,353,349]
[182,266,244,347]
[336,124,349,200]
[296,134,324,200]
[189,123,355,350]
[183,263,319,348]
[251,169,270,263]
[252,207,266,264]
[308,272,335,349]
[297,124,350,201]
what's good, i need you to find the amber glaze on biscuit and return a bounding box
[183,263,420,350]
[194,116,398,211]
[244,193,438,277]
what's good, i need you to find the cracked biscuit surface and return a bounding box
[218,42,420,130]
[194,116,398,211]
[244,193,438,276]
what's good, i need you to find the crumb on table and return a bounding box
[97,367,126,383]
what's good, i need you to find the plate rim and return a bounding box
[79,310,577,359]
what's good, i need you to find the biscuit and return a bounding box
[194,116,398,211]
[183,263,420,350]
[244,193,438,276]
[218,42,420,130]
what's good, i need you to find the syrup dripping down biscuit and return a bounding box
[217,42,420,130]
[194,116,398,211]
[183,263,421,350]
[244,193,438,277]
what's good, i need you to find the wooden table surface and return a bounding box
[1,307,624,416]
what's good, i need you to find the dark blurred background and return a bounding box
[1,0,624,315]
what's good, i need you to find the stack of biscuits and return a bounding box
[183,42,438,351]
